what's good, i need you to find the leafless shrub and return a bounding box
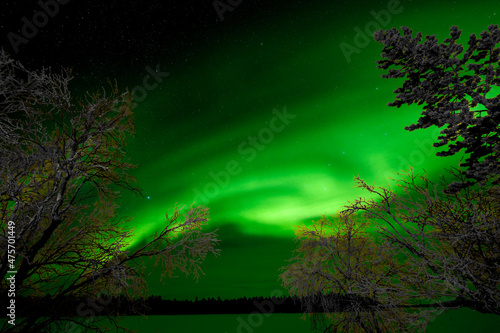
[281,167,500,332]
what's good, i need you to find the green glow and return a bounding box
[107,1,499,299]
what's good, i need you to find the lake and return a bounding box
[112,308,500,332]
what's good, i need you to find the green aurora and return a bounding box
[90,0,500,302]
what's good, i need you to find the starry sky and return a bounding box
[1,0,498,301]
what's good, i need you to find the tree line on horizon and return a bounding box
[5,292,453,317]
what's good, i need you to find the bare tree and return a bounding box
[0,50,220,333]
[280,168,500,332]
[344,168,500,313]
[280,206,438,332]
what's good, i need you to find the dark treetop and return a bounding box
[374,25,500,191]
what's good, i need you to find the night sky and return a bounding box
[1,0,498,302]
